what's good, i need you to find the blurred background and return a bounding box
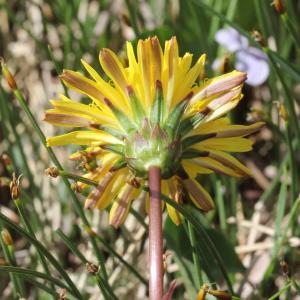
[0,0,300,299]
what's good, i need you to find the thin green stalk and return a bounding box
[10,88,109,283]
[281,13,300,48]
[260,154,288,204]
[226,0,238,20]
[208,0,223,42]
[55,229,115,300]
[263,48,300,141]
[187,221,203,287]
[47,45,69,96]
[0,87,47,222]
[253,0,274,41]
[25,277,60,298]
[0,210,83,299]
[95,234,147,285]
[55,229,88,263]
[267,281,293,300]
[273,170,288,256]
[270,50,300,82]
[0,225,24,297]
[59,170,100,186]
[14,198,56,296]
[292,279,300,294]
[285,121,298,201]
[263,197,300,281]
[0,266,73,294]
[216,180,227,232]
[124,0,140,37]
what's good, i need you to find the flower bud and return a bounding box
[219,55,231,74]
[86,262,99,275]
[0,58,17,90]
[58,288,67,300]
[10,173,21,200]
[280,260,289,276]
[251,30,266,47]
[279,104,288,122]
[1,153,12,170]
[1,229,13,246]
[272,0,285,14]
[45,166,59,178]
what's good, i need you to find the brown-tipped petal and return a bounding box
[207,289,232,300]
[99,48,127,91]
[151,36,163,82]
[166,178,183,225]
[191,71,246,104]
[209,151,252,177]
[189,157,241,177]
[207,87,242,111]
[183,178,214,211]
[205,71,246,97]
[60,70,104,101]
[109,184,134,228]
[85,172,114,209]
[44,111,93,127]
[217,122,265,138]
[190,87,241,114]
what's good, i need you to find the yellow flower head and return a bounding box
[45,36,263,228]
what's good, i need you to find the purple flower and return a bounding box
[215,27,269,86]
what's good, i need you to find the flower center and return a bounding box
[124,119,182,179]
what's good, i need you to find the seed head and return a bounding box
[1,229,13,246]
[0,58,17,90]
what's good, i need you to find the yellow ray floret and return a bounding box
[47,130,122,147]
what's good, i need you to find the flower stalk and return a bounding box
[148,166,164,300]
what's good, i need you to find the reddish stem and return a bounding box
[148,166,163,300]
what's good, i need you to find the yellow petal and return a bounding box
[44,110,94,127]
[166,178,183,225]
[81,59,103,82]
[182,159,213,178]
[109,183,139,228]
[191,157,242,177]
[99,48,128,91]
[187,86,242,116]
[173,54,206,107]
[150,36,163,83]
[46,130,122,147]
[194,137,253,152]
[137,38,152,108]
[85,171,115,209]
[189,117,230,136]
[208,150,252,177]
[204,95,243,122]
[216,122,265,137]
[190,70,246,105]
[60,70,104,103]
[183,178,214,211]
[162,37,179,108]
[95,168,128,209]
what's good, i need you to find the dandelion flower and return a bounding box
[45,36,263,228]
